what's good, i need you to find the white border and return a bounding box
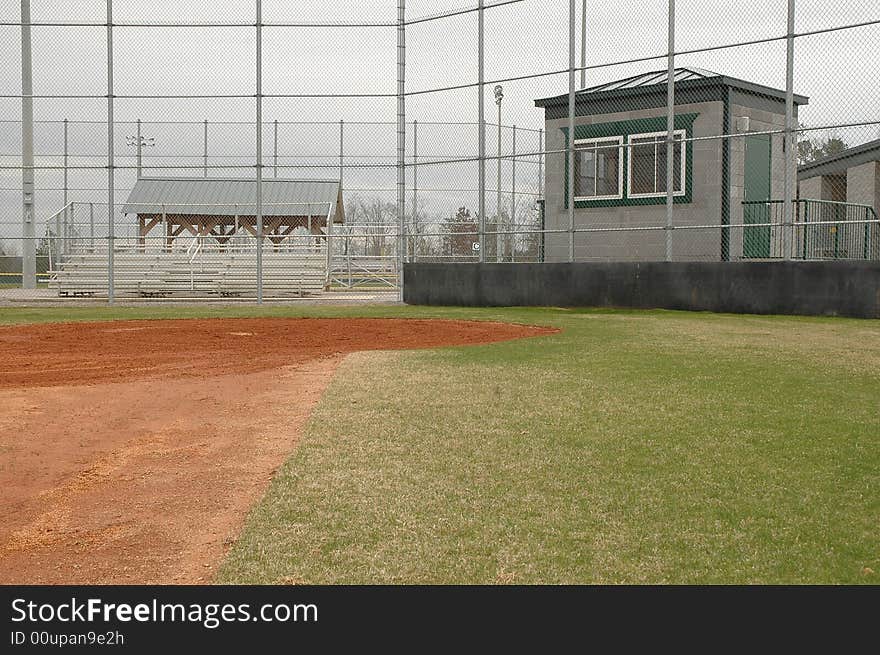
[573,136,624,201]
[626,129,687,199]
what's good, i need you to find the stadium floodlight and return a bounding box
[125,136,155,148]
[125,135,155,178]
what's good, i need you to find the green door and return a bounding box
[743,134,772,258]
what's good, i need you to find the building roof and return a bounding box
[535,67,809,108]
[798,138,880,180]
[122,177,344,223]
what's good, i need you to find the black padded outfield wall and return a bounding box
[403,262,880,318]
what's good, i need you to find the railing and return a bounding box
[186,235,203,291]
[741,199,879,261]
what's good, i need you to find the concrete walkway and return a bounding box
[0,288,401,306]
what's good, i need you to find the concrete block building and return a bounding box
[797,139,880,260]
[535,68,808,261]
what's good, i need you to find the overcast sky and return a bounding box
[0,0,878,237]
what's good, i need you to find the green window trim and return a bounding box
[562,113,698,208]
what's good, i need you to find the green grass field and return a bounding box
[2,304,878,584]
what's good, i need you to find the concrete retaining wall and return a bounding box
[404,262,880,318]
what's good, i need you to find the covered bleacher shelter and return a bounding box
[122,177,345,250]
[50,177,346,298]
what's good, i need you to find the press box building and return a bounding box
[534,68,808,261]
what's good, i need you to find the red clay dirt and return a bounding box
[0,318,554,584]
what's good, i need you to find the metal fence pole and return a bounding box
[106,0,114,304]
[665,0,675,261]
[579,0,587,89]
[255,0,263,302]
[63,118,68,257]
[567,0,576,262]
[478,0,486,263]
[511,124,516,262]
[538,128,543,199]
[20,0,36,290]
[397,0,406,299]
[273,119,278,178]
[339,119,344,188]
[203,119,208,177]
[496,100,502,263]
[412,119,418,262]
[783,0,796,260]
[89,202,95,252]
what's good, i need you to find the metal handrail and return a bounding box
[742,198,879,260]
[187,235,203,290]
[743,198,877,214]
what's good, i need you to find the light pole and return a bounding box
[125,132,155,178]
[126,132,155,247]
[494,84,503,262]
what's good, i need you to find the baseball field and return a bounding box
[1,305,877,584]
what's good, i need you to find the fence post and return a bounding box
[665,0,675,261]
[477,0,486,263]
[106,0,115,304]
[63,118,68,258]
[580,0,587,89]
[203,119,208,177]
[89,202,95,253]
[511,124,516,262]
[412,119,417,262]
[496,102,502,263]
[273,119,278,178]
[538,128,543,199]
[397,0,406,299]
[20,0,36,289]
[782,0,796,260]
[255,0,263,303]
[567,0,576,262]
[805,201,812,259]
[538,128,544,263]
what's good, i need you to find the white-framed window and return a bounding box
[627,130,686,198]
[574,136,624,200]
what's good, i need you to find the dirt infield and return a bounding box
[0,318,555,584]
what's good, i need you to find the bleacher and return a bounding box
[51,248,329,298]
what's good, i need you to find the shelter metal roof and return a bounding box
[583,67,723,92]
[535,67,809,107]
[122,177,344,223]
[798,138,880,179]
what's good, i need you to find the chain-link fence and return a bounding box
[1,1,878,301]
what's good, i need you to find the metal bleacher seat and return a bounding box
[53,248,329,298]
